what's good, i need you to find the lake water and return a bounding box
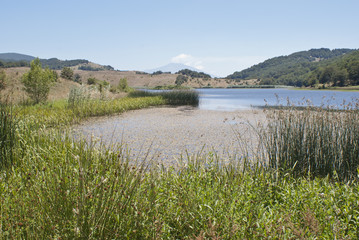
[197,88,359,111]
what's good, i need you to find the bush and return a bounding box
[87,77,97,85]
[61,67,74,80]
[73,73,81,83]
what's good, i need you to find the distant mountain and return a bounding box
[0,52,114,71]
[145,63,205,74]
[0,53,35,62]
[226,48,357,86]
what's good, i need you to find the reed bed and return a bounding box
[261,102,359,181]
[1,126,358,239]
[128,89,199,106]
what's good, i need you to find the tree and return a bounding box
[347,61,359,85]
[21,58,55,104]
[0,70,6,90]
[61,67,74,80]
[175,75,188,86]
[117,78,130,92]
[332,69,348,87]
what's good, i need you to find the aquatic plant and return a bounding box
[261,101,359,181]
[129,89,199,106]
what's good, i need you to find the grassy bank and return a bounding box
[1,93,359,239]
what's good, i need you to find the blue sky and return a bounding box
[1,0,358,77]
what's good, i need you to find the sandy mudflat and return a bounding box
[73,106,267,166]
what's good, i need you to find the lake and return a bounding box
[197,88,359,111]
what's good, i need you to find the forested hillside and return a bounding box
[227,48,358,87]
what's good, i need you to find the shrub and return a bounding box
[60,67,74,80]
[87,77,97,85]
[73,73,81,83]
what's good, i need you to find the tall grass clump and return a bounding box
[0,103,16,169]
[129,89,199,106]
[261,101,359,181]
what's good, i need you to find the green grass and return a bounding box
[14,95,166,128]
[1,130,358,238]
[1,94,359,239]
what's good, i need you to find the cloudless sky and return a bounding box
[1,0,358,77]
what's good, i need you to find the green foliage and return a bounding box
[175,74,188,85]
[176,69,211,79]
[0,60,29,68]
[41,58,89,70]
[227,48,357,87]
[60,67,74,80]
[78,65,102,71]
[87,77,97,85]
[0,70,6,90]
[117,78,131,92]
[51,70,59,82]
[79,65,114,71]
[21,58,55,104]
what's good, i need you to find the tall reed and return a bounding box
[261,102,359,181]
[0,103,16,169]
[128,89,199,106]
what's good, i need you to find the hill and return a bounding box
[0,52,114,71]
[226,48,357,87]
[0,53,35,62]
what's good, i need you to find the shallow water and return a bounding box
[72,106,265,166]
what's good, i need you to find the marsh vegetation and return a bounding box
[1,86,359,239]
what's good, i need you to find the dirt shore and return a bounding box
[73,106,267,166]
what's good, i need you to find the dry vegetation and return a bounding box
[1,67,259,104]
